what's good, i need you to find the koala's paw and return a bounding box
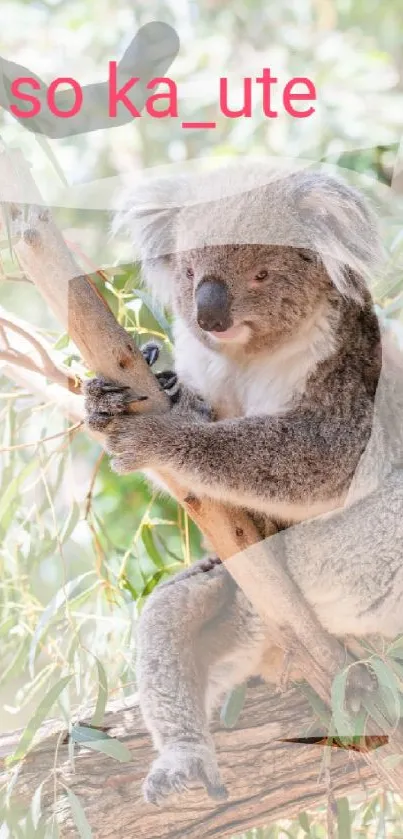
[345,662,378,715]
[143,742,228,805]
[140,341,181,404]
[168,385,213,421]
[155,370,180,403]
[84,377,145,432]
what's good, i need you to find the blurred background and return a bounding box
[1,0,403,836]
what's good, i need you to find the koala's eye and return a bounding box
[186,267,194,279]
[254,269,268,281]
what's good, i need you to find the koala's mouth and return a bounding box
[209,323,251,344]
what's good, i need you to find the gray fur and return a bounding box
[85,164,403,802]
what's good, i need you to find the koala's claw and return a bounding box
[92,383,130,394]
[84,377,146,428]
[143,768,187,806]
[140,342,180,403]
[141,341,160,368]
[156,370,179,402]
[143,743,228,805]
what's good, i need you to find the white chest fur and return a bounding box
[173,312,335,420]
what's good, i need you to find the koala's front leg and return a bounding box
[84,382,353,510]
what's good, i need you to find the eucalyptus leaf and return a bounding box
[10,676,72,764]
[28,572,95,676]
[141,570,165,596]
[141,524,165,568]
[297,682,331,728]
[331,668,353,737]
[130,288,173,341]
[298,811,311,834]
[91,659,108,727]
[336,796,352,839]
[0,459,38,535]
[60,503,81,544]
[71,726,132,763]
[220,683,247,728]
[53,333,70,351]
[66,790,93,839]
[367,657,400,728]
[31,780,45,830]
[0,638,30,687]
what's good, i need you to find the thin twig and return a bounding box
[0,312,80,392]
[0,422,83,453]
[84,450,105,519]
[0,316,59,371]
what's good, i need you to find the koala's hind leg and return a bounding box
[136,558,264,804]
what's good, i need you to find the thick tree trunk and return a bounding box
[0,685,376,838]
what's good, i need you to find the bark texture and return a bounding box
[0,686,376,838]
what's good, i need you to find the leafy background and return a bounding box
[1,0,403,835]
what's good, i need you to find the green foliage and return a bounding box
[9,676,73,765]
[66,789,93,839]
[220,682,248,728]
[69,725,132,762]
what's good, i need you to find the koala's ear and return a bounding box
[113,175,185,307]
[293,172,383,302]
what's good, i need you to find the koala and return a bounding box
[84,163,403,803]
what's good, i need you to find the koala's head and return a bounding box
[115,164,381,354]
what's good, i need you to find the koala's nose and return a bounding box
[195,278,232,333]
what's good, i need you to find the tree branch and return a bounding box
[0,361,84,422]
[0,305,79,392]
[0,686,377,838]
